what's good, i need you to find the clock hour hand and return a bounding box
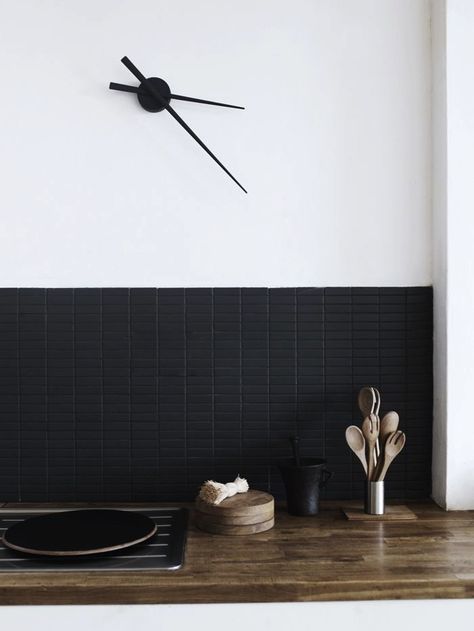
[120,57,247,193]
[120,56,148,82]
[170,94,244,110]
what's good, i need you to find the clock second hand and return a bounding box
[120,57,247,193]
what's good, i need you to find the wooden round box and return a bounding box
[194,490,274,535]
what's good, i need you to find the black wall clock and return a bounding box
[110,56,247,193]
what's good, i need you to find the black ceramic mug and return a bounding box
[278,457,333,516]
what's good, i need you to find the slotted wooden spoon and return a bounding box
[372,387,381,416]
[358,387,381,461]
[371,387,382,460]
[361,413,380,480]
[375,430,406,481]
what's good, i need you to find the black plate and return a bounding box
[2,509,157,557]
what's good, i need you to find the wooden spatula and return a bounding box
[358,387,376,417]
[359,387,381,461]
[361,413,380,480]
[375,430,406,481]
[371,388,382,459]
[372,387,381,416]
[345,425,368,475]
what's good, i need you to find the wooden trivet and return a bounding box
[342,504,417,521]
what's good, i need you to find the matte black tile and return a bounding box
[0,286,433,502]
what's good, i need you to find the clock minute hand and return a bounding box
[170,94,244,110]
[161,103,247,193]
[120,57,247,194]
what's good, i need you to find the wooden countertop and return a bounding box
[0,501,473,605]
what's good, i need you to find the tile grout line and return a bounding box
[183,289,188,491]
[350,288,354,498]
[377,289,381,497]
[211,288,215,478]
[45,290,49,502]
[100,289,104,501]
[128,288,132,502]
[72,289,77,501]
[267,289,271,492]
[294,289,298,438]
[378,288,381,405]
[322,289,326,460]
[16,289,21,502]
[239,288,243,474]
[404,289,408,500]
[156,289,160,498]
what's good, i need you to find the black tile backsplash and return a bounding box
[0,288,433,502]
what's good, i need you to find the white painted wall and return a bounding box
[444,0,474,509]
[0,0,431,287]
[432,0,474,509]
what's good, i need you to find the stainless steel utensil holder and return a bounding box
[365,481,384,515]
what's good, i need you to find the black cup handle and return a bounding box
[319,469,333,488]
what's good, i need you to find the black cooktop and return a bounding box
[3,509,157,556]
[0,508,187,571]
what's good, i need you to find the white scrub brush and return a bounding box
[198,476,249,505]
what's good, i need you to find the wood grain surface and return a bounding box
[0,501,473,606]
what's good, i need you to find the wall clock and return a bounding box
[109,56,247,193]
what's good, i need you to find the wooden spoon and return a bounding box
[380,411,399,446]
[358,387,376,417]
[361,413,380,480]
[345,426,368,475]
[375,430,406,481]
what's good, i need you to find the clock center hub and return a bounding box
[137,77,171,112]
